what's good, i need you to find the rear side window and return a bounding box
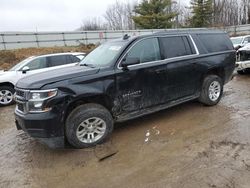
[197,34,233,53]
[159,36,195,59]
[66,55,72,63]
[48,55,67,67]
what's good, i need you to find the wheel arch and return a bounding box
[64,94,114,122]
[203,67,225,84]
[0,82,15,88]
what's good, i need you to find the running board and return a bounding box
[116,95,199,122]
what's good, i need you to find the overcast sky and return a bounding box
[0,0,189,32]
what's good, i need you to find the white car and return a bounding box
[0,52,85,106]
[231,35,250,49]
[236,43,250,74]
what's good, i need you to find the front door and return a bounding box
[115,37,163,113]
[17,56,49,79]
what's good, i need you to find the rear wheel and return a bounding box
[65,103,114,148]
[198,75,223,106]
[0,86,15,107]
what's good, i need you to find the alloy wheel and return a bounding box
[0,90,13,105]
[208,81,221,101]
[76,117,107,143]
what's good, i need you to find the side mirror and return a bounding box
[22,66,30,74]
[121,57,140,69]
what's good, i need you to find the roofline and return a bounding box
[32,52,86,58]
[99,29,228,45]
[112,29,227,43]
[230,35,250,38]
[154,29,225,35]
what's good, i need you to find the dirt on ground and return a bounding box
[0,44,95,70]
[0,74,250,188]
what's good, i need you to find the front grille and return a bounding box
[15,88,29,113]
[16,90,25,98]
[238,51,250,61]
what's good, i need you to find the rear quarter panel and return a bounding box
[192,32,236,85]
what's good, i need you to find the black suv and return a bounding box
[14,30,235,148]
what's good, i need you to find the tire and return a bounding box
[237,70,245,75]
[65,103,114,148]
[0,86,15,107]
[198,75,223,106]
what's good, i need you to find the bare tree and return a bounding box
[78,17,107,31]
[212,0,250,26]
[172,1,192,27]
[104,0,135,30]
[177,0,250,28]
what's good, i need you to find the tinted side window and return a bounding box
[127,38,161,63]
[48,55,67,67]
[197,34,232,53]
[66,55,73,64]
[25,57,47,71]
[243,37,250,43]
[159,36,194,59]
[70,55,81,63]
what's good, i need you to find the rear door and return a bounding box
[158,35,200,102]
[47,55,77,70]
[48,55,68,67]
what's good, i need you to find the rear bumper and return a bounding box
[15,108,65,148]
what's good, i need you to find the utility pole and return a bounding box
[248,0,250,24]
[213,0,215,26]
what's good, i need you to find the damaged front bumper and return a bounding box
[236,60,250,71]
[15,107,65,149]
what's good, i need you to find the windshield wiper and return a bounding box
[80,63,96,68]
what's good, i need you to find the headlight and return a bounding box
[28,89,57,112]
[30,89,57,100]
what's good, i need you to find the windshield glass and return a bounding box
[231,37,243,45]
[80,41,126,67]
[9,56,34,71]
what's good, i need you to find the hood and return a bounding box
[0,70,7,76]
[238,43,250,52]
[17,65,99,89]
[0,70,17,82]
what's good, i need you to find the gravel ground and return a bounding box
[0,74,250,188]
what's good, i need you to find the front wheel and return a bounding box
[0,86,15,107]
[198,75,223,106]
[65,103,114,148]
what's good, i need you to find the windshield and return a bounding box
[9,56,34,71]
[231,37,243,45]
[80,41,126,67]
